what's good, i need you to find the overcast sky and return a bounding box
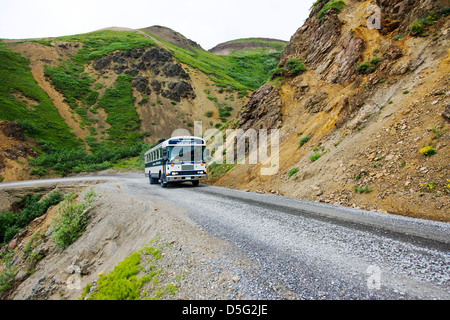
[0,0,315,50]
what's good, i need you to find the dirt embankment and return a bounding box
[1,180,251,300]
[211,0,450,222]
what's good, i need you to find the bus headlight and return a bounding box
[171,172,178,175]
[197,171,204,174]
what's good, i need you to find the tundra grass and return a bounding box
[0,41,80,149]
[142,31,282,91]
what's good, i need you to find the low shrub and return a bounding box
[299,135,311,147]
[0,189,64,245]
[288,168,299,178]
[354,185,372,194]
[51,188,96,250]
[309,152,321,162]
[285,58,306,76]
[419,145,436,156]
[317,0,347,23]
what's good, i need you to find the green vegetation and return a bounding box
[83,239,179,300]
[2,29,284,177]
[0,41,79,149]
[316,0,347,23]
[353,185,372,194]
[0,189,64,246]
[271,58,306,80]
[207,161,235,178]
[285,58,307,76]
[288,167,299,178]
[97,74,141,144]
[409,9,450,37]
[143,31,282,91]
[30,140,150,175]
[309,152,322,162]
[0,250,18,294]
[419,145,436,156]
[51,188,96,250]
[86,250,146,300]
[299,135,311,147]
[56,30,155,65]
[44,61,94,110]
[356,56,382,74]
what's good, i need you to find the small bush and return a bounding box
[288,168,299,178]
[0,190,64,245]
[419,145,436,156]
[51,188,96,250]
[309,152,321,162]
[299,135,311,147]
[354,185,372,194]
[356,60,377,74]
[409,22,424,36]
[0,250,18,293]
[317,0,347,23]
[370,56,381,65]
[285,58,306,76]
[270,67,286,79]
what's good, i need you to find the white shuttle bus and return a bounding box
[144,136,207,187]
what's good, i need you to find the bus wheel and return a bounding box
[192,180,199,187]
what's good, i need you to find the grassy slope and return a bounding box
[1,29,283,175]
[0,41,80,149]
[142,31,282,92]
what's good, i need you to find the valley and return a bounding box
[0,0,449,302]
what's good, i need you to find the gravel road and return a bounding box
[1,173,449,300]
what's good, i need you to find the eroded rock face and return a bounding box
[237,85,283,131]
[280,2,364,85]
[281,9,343,71]
[0,121,38,179]
[91,46,195,103]
[0,121,26,141]
[377,0,448,34]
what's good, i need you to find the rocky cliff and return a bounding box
[211,0,450,222]
[0,121,38,182]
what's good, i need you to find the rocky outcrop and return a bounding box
[0,121,38,180]
[91,46,195,102]
[237,85,283,131]
[280,1,363,85]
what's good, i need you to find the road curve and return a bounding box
[1,173,449,299]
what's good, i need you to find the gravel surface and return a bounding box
[2,173,449,300]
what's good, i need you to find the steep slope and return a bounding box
[210,0,450,222]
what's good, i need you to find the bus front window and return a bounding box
[167,146,205,163]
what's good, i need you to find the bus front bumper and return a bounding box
[166,174,207,182]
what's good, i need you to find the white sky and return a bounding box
[0,0,315,50]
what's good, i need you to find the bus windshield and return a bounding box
[167,146,205,163]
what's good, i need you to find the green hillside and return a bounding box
[142,31,282,92]
[0,28,284,176]
[0,41,80,150]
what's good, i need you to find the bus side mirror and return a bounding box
[163,149,167,159]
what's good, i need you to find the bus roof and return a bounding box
[145,136,205,155]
